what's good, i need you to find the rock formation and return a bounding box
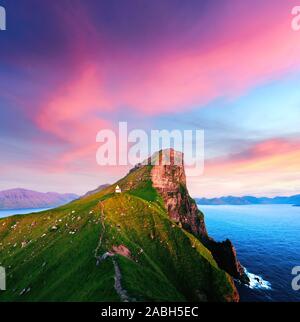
[150,149,207,237]
[147,149,249,284]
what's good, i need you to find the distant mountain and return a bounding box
[0,188,79,210]
[195,195,300,205]
[81,184,110,198]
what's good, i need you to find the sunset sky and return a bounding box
[0,0,300,197]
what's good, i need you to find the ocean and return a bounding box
[200,204,300,302]
[0,208,51,219]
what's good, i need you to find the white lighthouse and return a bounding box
[115,185,122,194]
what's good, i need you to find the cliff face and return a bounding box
[150,150,207,237]
[205,239,249,284]
[148,149,249,284]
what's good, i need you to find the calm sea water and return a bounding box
[0,208,50,219]
[200,204,300,302]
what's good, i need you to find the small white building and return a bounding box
[115,185,122,193]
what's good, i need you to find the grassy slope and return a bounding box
[0,167,236,302]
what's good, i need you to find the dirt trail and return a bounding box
[94,201,107,265]
[112,258,135,302]
[94,201,135,302]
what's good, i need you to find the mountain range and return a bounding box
[0,188,78,210]
[195,195,300,206]
[0,149,247,302]
[81,184,110,198]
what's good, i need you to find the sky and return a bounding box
[0,0,300,197]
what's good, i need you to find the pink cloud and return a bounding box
[205,138,300,174]
[116,16,300,113]
[28,1,300,179]
[187,138,300,197]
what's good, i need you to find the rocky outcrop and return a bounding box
[150,149,207,237]
[111,245,131,258]
[203,239,249,284]
[148,149,249,285]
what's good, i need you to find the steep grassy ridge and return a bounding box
[0,166,237,302]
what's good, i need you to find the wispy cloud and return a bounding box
[1,0,300,195]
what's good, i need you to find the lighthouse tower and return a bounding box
[115,185,122,194]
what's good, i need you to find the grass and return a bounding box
[0,166,237,302]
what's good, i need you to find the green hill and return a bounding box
[0,150,239,302]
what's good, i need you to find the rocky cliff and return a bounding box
[150,149,207,237]
[204,239,249,284]
[146,149,249,284]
